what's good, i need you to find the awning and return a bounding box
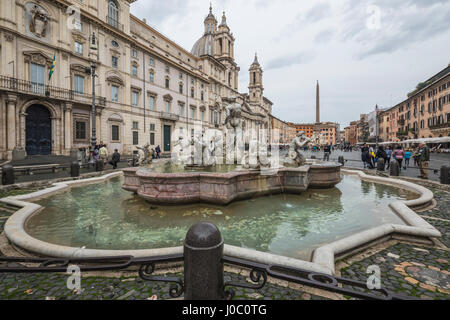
[379,137,450,145]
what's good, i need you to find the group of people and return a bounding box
[361,143,431,179]
[87,143,121,169]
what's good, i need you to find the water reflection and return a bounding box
[27,175,417,260]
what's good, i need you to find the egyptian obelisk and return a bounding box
[316,80,320,124]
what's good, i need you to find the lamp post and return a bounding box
[375,104,379,150]
[89,32,98,151]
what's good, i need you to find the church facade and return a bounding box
[0,0,274,160]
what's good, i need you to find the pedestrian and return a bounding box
[108,149,121,169]
[323,144,331,161]
[361,144,374,169]
[392,145,405,171]
[417,143,430,179]
[404,149,412,169]
[155,145,161,158]
[99,144,108,164]
[385,146,392,170]
[376,146,387,166]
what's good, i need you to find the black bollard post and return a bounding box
[1,165,15,185]
[440,165,450,185]
[377,158,385,172]
[338,156,345,166]
[390,160,399,176]
[70,161,80,177]
[95,159,104,172]
[184,222,224,300]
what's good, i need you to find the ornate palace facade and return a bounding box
[0,0,273,160]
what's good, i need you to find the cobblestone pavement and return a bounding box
[339,183,450,300]
[0,176,448,300]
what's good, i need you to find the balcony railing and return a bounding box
[106,15,124,32]
[396,130,409,137]
[429,122,450,130]
[0,75,106,106]
[158,111,179,122]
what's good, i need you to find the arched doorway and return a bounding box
[26,105,52,155]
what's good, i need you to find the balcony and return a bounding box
[397,118,405,126]
[396,130,409,138]
[0,75,106,106]
[429,121,450,130]
[106,16,124,32]
[158,111,179,122]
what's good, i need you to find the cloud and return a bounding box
[130,0,189,25]
[314,29,334,43]
[340,0,450,59]
[265,51,315,70]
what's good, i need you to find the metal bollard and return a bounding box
[441,165,450,185]
[377,158,385,172]
[95,159,104,172]
[1,165,15,185]
[390,160,399,176]
[70,161,80,177]
[338,156,345,166]
[184,222,224,300]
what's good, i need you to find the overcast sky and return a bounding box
[130,0,450,128]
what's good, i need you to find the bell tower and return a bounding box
[249,53,263,104]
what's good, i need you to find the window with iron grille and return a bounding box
[133,131,139,145]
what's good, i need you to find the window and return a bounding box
[74,20,82,31]
[75,121,86,140]
[165,65,170,73]
[108,0,119,28]
[75,41,83,54]
[201,91,204,101]
[201,110,205,121]
[165,78,170,89]
[132,91,138,106]
[111,125,120,141]
[132,131,139,145]
[30,63,45,94]
[132,49,138,58]
[165,101,170,113]
[74,75,84,94]
[179,105,184,117]
[150,132,155,145]
[191,88,195,98]
[133,121,139,130]
[179,83,183,94]
[132,65,138,76]
[111,40,119,47]
[149,58,155,66]
[191,108,195,119]
[111,85,119,102]
[149,96,155,110]
[149,72,154,83]
[112,56,118,68]
[179,72,183,79]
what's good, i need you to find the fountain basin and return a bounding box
[122,161,342,205]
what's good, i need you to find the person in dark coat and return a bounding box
[108,149,121,169]
[155,145,161,158]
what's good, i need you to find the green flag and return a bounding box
[48,53,56,81]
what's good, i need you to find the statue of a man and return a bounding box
[287,131,311,166]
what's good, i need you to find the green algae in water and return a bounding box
[26,175,418,261]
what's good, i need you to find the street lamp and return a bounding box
[88,32,98,151]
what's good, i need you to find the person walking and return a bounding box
[404,149,412,169]
[385,146,392,170]
[417,143,430,179]
[155,145,161,158]
[323,144,331,161]
[108,149,121,169]
[99,144,109,164]
[392,145,405,171]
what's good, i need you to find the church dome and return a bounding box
[191,33,215,57]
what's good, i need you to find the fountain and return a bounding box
[122,101,341,205]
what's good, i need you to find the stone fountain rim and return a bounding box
[1,170,441,276]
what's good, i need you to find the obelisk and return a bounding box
[316,80,320,124]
